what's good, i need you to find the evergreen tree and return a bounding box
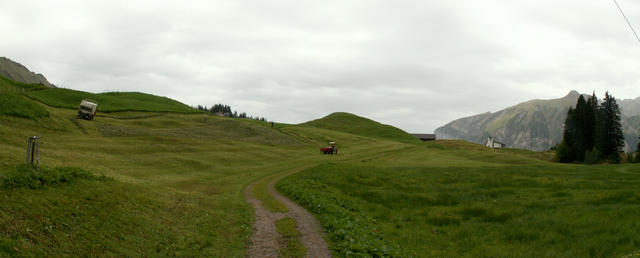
[597,92,625,162]
[557,107,577,162]
[573,95,587,161]
[195,103,267,121]
[636,136,640,163]
[583,93,598,153]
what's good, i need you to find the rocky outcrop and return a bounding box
[0,57,54,87]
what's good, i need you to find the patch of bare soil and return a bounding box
[245,170,331,258]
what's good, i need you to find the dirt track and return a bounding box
[244,170,331,258]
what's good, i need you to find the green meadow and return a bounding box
[278,142,640,257]
[1,75,639,256]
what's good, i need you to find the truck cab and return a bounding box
[78,99,98,120]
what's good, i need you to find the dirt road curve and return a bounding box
[244,170,331,258]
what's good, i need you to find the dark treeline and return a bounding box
[556,92,626,163]
[193,103,267,122]
[637,138,640,163]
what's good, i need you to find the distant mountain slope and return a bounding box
[436,91,639,152]
[620,97,640,117]
[303,112,420,143]
[0,57,54,87]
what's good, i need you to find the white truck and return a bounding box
[78,99,98,120]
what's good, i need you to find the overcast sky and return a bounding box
[2,0,639,132]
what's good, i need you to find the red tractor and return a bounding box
[320,142,338,154]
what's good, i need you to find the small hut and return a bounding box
[486,137,505,149]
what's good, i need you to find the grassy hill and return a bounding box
[1,75,197,117]
[0,76,49,119]
[0,102,312,256]
[302,112,420,144]
[26,88,197,113]
[1,82,639,256]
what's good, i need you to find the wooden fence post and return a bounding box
[25,136,40,171]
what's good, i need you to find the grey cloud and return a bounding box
[2,0,639,132]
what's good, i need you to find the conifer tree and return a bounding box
[557,107,577,162]
[636,136,640,163]
[597,92,624,162]
[583,93,598,152]
[573,95,587,161]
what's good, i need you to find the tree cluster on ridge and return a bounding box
[556,92,625,163]
[193,103,267,122]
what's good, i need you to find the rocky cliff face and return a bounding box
[0,57,54,87]
[436,91,640,152]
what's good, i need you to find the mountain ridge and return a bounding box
[436,91,640,152]
[0,57,54,87]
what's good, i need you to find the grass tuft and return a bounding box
[1,165,106,189]
[251,175,288,213]
[275,217,306,257]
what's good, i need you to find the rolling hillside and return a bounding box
[26,88,198,113]
[0,83,307,256]
[0,75,417,256]
[0,76,50,119]
[303,112,420,144]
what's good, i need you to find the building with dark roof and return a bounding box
[411,134,436,141]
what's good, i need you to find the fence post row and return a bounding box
[26,136,40,171]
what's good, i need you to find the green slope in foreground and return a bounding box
[0,90,410,256]
[1,85,639,257]
[278,141,640,257]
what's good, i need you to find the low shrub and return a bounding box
[584,149,601,165]
[626,153,634,164]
